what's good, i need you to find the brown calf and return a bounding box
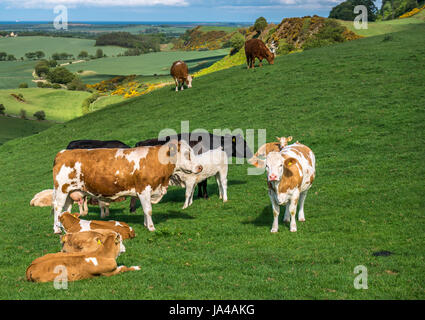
[61,229,125,253]
[26,232,139,283]
[170,60,193,91]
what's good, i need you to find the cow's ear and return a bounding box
[96,238,102,245]
[287,136,293,142]
[276,136,281,142]
[284,157,296,168]
[168,139,179,157]
[61,235,67,244]
[232,136,236,143]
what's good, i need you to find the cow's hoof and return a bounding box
[270,228,278,233]
[148,225,156,232]
[131,266,141,271]
[54,229,62,234]
[299,218,305,222]
[290,228,297,232]
[283,218,290,223]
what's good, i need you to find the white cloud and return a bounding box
[0,0,189,9]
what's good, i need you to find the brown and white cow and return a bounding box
[247,136,294,168]
[26,232,139,283]
[264,143,316,233]
[59,212,136,240]
[52,140,202,234]
[61,229,125,253]
[170,60,193,91]
[244,38,275,69]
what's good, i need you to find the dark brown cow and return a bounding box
[244,38,275,69]
[170,60,193,91]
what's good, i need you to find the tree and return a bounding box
[0,52,7,61]
[329,0,378,21]
[46,67,75,84]
[95,48,104,59]
[19,82,28,88]
[254,17,268,33]
[78,50,88,59]
[7,54,16,61]
[35,60,50,77]
[33,110,46,120]
[229,32,245,51]
[35,51,45,59]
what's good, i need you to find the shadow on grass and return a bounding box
[242,205,289,230]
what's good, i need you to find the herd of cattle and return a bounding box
[26,38,315,283]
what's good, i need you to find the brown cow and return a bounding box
[170,60,193,91]
[244,38,275,69]
[59,212,136,240]
[52,141,202,234]
[61,229,125,253]
[26,232,139,283]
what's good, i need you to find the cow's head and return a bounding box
[168,140,203,174]
[266,152,296,183]
[186,75,193,88]
[266,48,275,65]
[248,142,280,168]
[276,136,293,148]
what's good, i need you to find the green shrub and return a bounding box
[0,104,5,115]
[46,67,75,84]
[51,83,62,89]
[254,17,268,33]
[19,109,27,119]
[82,92,100,114]
[33,110,46,120]
[67,77,87,91]
[276,39,295,55]
[35,60,50,77]
[303,38,334,50]
[229,32,245,51]
[19,83,28,88]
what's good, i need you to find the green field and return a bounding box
[0,60,39,89]
[340,9,425,36]
[0,23,424,299]
[65,49,230,82]
[0,88,92,122]
[0,36,127,59]
[0,116,53,145]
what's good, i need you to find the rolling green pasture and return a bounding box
[0,24,424,299]
[0,60,38,89]
[0,116,53,146]
[340,9,425,36]
[0,88,92,122]
[65,49,229,82]
[0,36,127,59]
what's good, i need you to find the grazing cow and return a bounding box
[52,140,202,233]
[245,38,275,69]
[130,132,253,211]
[172,147,228,209]
[26,232,139,283]
[66,139,131,216]
[264,142,316,233]
[170,60,193,91]
[61,229,125,254]
[59,212,136,240]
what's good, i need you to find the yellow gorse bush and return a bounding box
[399,5,425,19]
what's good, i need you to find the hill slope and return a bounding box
[0,24,424,299]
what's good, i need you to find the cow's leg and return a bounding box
[289,195,299,232]
[99,201,107,218]
[246,56,251,69]
[269,192,280,233]
[183,181,195,209]
[101,265,140,277]
[188,185,196,207]
[202,180,208,199]
[197,182,203,198]
[52,190,69,234]
[298,191,308,222]
[129,197,138,213]
[215,174,223,200]
[81,197,88,216]
[174,78,178,92]
[138,188,155,231]
[259,59,263,67]
[283,203,290,223]
[181,80,184,91]
[251,57,255,69]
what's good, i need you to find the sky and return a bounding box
[0,0,383,23]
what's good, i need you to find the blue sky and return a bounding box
[0,0,382,23]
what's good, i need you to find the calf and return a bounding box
[61,229,125,254]
[172,147,228,209]
[245,38,275,69]
[31,189,88,216]
[59,212,135,240]
[170,60,192,91]
[52,140,202,233]
[26,232,139,283]
[265,143,316,232]
[131,132,252,209]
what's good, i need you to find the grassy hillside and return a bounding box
[65,49,229,78]
[0,24,423,299]
[0,88,92,122]
[339,9,425,36]
[0,36,127,59]
[0,60,38,89]
[0,116,53,145]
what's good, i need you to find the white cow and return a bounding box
[265,142,316,232]
[171,147,228,209]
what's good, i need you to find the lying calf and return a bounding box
[171,147,228,209]
[59,212,136,240]
[26,232,139,283]
[61,229,125,254]
[30,189,88,216]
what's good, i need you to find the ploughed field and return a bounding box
[0,24,423,299]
